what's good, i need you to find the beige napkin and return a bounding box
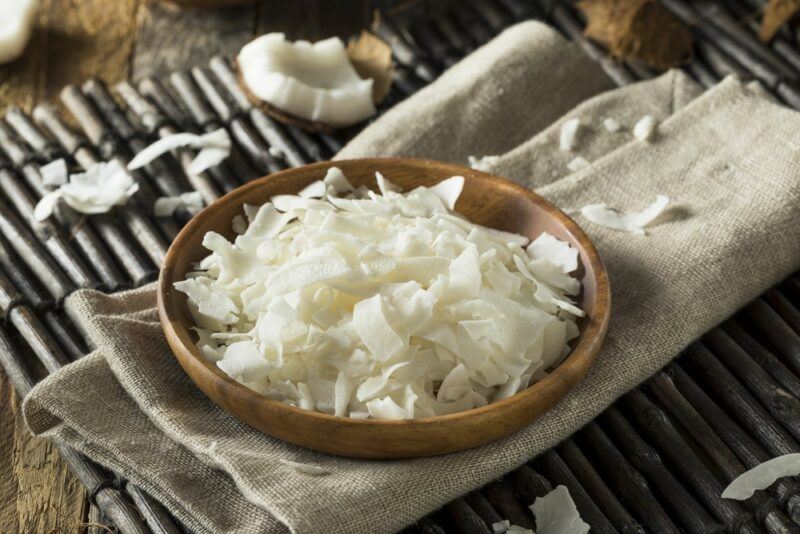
[24,21,800,534]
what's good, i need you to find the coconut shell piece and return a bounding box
[347,31,396,104]
[577,0,693,70]
[759,0,800,42]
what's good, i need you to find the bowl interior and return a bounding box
[158,157,609,455]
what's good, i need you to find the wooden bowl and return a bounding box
[158,158,610,458]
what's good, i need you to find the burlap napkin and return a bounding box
[23,21,800,534]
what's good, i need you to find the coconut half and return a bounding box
[0,0,39,65]
[237,32,391,131]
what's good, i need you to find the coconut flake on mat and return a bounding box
[559,118,582,151]
[176,167,583,419]
[0,0,39,65]
[468,155,500,173]
[154,191,205,217]
[506,527,534,534]
[127,128,231,175]
[237,33,376,127]
[492,519,511,533]
[530,485,589,534]
[722,453,800,500]
[34,160,139,221]
[603,117,621,132]
[277,459,331,476]
[581,195,670,235]
[39,158,68,187]
[567,156,589,172]
[269,146,284,159]
[633,114,657,142]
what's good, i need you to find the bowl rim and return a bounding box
[158,157,610,428]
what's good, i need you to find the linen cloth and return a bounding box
[24,21,800,534]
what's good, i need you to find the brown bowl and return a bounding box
[158,158,610,459]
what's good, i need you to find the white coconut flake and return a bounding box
[633,114,656,142]
[128,128,231,175]
[39,159,68,187]
[559,118,581,151]
[468,155,500,173]
[492,519,511,533]
[237,33,375,127]
[506,527,534,534]
[269,146,284,159]
[722,454,800,500]
[581,195,670,235]
[176,170,583,419]
[154,191,205,217]
[531,485,589,534]
[277,459,331,476]
[567,156,589,172]
[603,117,621,132]
[0,0,39,65]
[34,160,139,221]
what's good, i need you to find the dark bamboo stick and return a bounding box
[647,371,795,534]
[625,389,762,534]
[602,406,725,534]
[445,497,491,534]
[115,81,223,205]
[125,482,183,534]
[59,85,181,242]
[190,67,282,174]
[463,491,503,530]
[495,0,541,20]
[509,464,552,503]
[482,478,535,529]
[557,438,644,533]
[669,361,800,525]
[468,0,511,33]
[696,39,749,78]
[535,449,617,533]
[685,58,724,89]
[580,421,681,533]
[413,516,447,534]
[373,14,439,83]
[431,11,475,56]
[408,21,459,68]
[450,4,494,47]
[765,289,800,335]
[3,111,149,287]
[32,104,167,270]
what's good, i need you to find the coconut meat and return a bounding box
[0,0,38,65]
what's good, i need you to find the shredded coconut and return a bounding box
[176,168,583,419]
[603,117,621,132]
[468,155,500,173]
[39,158,68,187]
[269,146,285,159]
[567,156,589,172]
[530,485,589,534]
[128,128,231,175]
[559,118,581,151]
[581,195,670,235]
[34,160,139,221]
[154,191,205,217]
[722,453,800,500]
[633,115,656,142]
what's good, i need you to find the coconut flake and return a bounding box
[633,115,656,142]
[722,454,800,500]
[278,459,331,476]
[128,128,231,175]
[154,191,205,217]
[559,118,581,151]
[530,485,589,534]
[468,155,500,172]
[34,160,139,221]
[0,0,38,65]
[566,156,589,172]
[237,33,375,127]
[603,117,621,132]
[581,195,670,235]
[492,519,511,533]
[527,232,579,273]
[40,159,68,187]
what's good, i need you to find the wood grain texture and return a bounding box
[159,158,611,458]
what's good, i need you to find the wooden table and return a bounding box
[0,2,368,531]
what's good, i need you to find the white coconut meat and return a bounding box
[633,114,657,142]
[39,158,68,187]
[154,191,205,217]
[722,453,800,500]
[176,167,583,419]
[128,128,231,175]
[0,0,39,65]
[530,485,589,534]
[237,33,376,127]
[277,459,331,476]
[603,117,621,132]
[567,156,589,172]
[581,195,670,235]
[559,118,581,151]
[468,155,500,173]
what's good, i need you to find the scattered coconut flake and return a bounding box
[468,155,500,173]
[567,156,589,172]
[34,160,139,221]
[581,195,670,235]
[154,191,205,217]
[128,128,231,175]
[559,118,581,151]
[633,115,656,142]
[269,146,284,159]
[492,519,511,533]
[277,459,331,476]
[177,170,582,419]
[603,117,621,132]
[237,33,376,128]
[39,158,68,187]
[530,485,589,534]
[722,453,800,500]
[0,0,39,65]
[506,527,534,534]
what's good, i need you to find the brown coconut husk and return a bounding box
[577,0,694,70]
[759,0,800,42]
[235,31,394,133]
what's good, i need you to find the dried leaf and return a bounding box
[347,30,395,104]
[759,0,800,42]
[578,0,693,70]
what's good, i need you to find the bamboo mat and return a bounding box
[1,0,800,533]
